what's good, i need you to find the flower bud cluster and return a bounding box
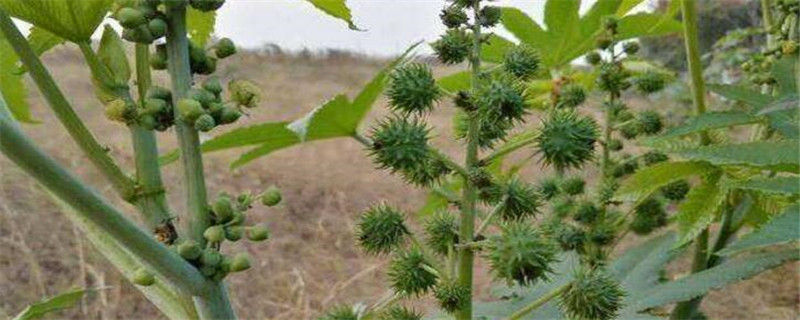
[176,77,259,132]
[741,0,798,85]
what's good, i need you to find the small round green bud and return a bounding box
[386,63,440,115]
[484,178,540,221]
[503,44,541,79]
[432,28,472,65]
[557,84,587,109]
[229,211,246,226]
[177,240,203,260]
[199,264,217,277]
[225,226,244,241]
[105,99,137,123]
[558,268,625,320]
[553,224,586,252]
[117,7,147,28]
[537,177,561,200]
[202,76,224,96]
[218,106,242,125]
[634,71,666,94]
[618,121,640,139]
[229,253,251,272]
[214,37,237,59]
[148,18,167,39]
[189,0,225,12]
[177,98,205,122]
[440,6,468,28]
[194,114,216,132]
[144,98,168,114]
[637,110,664,135]
[247,225,270,242]
[260,186,282,206]
[388,249,438,296]
[138,114,157,130]
[536,110,599,171]
[213,195,234,223]
[552,197,575,218]
[357,204,409,255]
[187,88,217,107]
[433,280,470,314]
[623,41,640,55]
[200,248,223,267]
[147,85,172,101]
[133,268,156,286]
[486,222,558,286]
[203,225,225,243]
[228,79,261,108]
[573,201,600,224]
[423,211,458,255]
[631,197,667,235]
[589,222,617,246]
[661,179,690,201]
[561,176,586,196]
[478,6,502,27]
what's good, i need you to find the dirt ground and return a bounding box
[0,47,798,319]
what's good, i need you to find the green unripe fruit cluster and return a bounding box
[630,197,668,235]
[661,179,691,201]
[596,62,631,93]
[634,71,666,94]
[483,178,540,221]
[386,63,441,115]
[188,41,217,75]
[228,79,261,108]
[174,78,247,131]
[552,197,576,218]
[356,204,409,255]
[537,177,561,200]
[561,176,586,196]
[214,38,237,59]
[115,2,168,44]
[573,201,600,224]
[137,87,176,131]
[476,77,528,124]
[432,28,472,65]
[636,110,664,135]
[536,110,599,171]
[558,268,625,320]
[388,248,438,296]
[486,222,558,286]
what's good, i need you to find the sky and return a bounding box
[211,0,653,57]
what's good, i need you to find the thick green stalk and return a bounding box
[164,5,235,319]
[165,5,211,245]
[0,9,135,200]
[455,3,483,319]
[0,109,207,295]
[762,0,775,48]
[672,3,712,318]
[506,283,569,320]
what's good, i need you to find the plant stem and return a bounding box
[762,0,775,48]
[456,3,483,319]
[0,109,206,295]
[165,5,212,245]
[671,2,713,318]
[476,197,507,236]
[0,9,135,200]
[164,5,235,319]
[506,283,569,320]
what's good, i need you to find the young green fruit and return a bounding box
[202,76,224,96]
[194,114,216,132]
[357,204,409,255]
[433,280,470,314]
[503,44,541,79]
[213,195,235,223]
[558,268,625,320]
[440,6,467,28]
[201,249,223,267]
[177,240,203,260]
[147,85,172,101]
[228,79,261,108]
[105,99,137,123]
[247,225,270,242]
[218,107,242,125]
[203,225,225,243]
[486,222,558,286]
[388,249,438,296]
[148,18,168,39]
[215,37,237,59]
[225,226,244,241]
[386,63,440,115]
[229,253,251,272]
[133,268,156,286]
[177,98,205,122]
[261,186,282,206]
[423,211,458,255]
[117,7,147,28]
[432,28,471,65]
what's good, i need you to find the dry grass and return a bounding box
[1,47,797,320]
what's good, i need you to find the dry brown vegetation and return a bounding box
[1,47,797,319]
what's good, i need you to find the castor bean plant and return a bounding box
[0,0,357,319]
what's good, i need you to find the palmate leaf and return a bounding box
[303,0,360,30]
[734,176,800,196]
[0,30,35,123]
[674,174,727,247]
[0,0,112,42]
[196,43,419,168]
[718,204,800,256]
[187,8,215,46]
[674,140,800,173]
[611,232,682,295]
[615,161,717,204]
[12,289,91,320]
[97,26,130,85]
[657,111,764,139]
[27,26,65,57]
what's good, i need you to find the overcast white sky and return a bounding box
[211,0,653,57]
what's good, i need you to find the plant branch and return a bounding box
[0,9,135,200]
[475,196,507,236]
[506,283,569,320]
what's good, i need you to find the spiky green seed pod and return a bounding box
[399,156,451,187]
[261,186,282,206]
[485,178,541,221]
[536,110,599,171]
[537,177,561,200]
[486,222,558,286]
[433,280,470,314]
[319,306,358,320]
[177,240,203,260]
[478,6,502,27]
[218,106,242,125]
[440,6,468,28]
[476,77,528,124]
[379,306,421,320]
[554,224,586,252]
[190,0,225,12]
[229,253,251,272]
[634,71,666,94]
[194,114,216,132]
[596,62,630,93]
[623,41,640,55]
[201,248,223,267]
[117,7,147,28]
[453,91,475,110]
[423,211,458,255]
[432,28,472,65]
[557,84,587,109]
[661,179,690,201]
[588,222,616,246]
[177,98,205,122]
[586,51,602,65]
[597,178,619,205]
[203,225,225,243]
[388,248,438,296]
[503,44,541,79]
[552,197,575,218]
[105,99,137,123]
[369,116,430,173]
[357,204,409,255]
[611,157,638,178]
[606,138,623,151]
[561,177,586,196]
[637,110,664,135]
[386,63,440,115]
[631,198,667,235]
[559,268,625,320]
[213,195,234,223]
[618,122,639,139]
[228,79,261,108]
[214,37,237,59]
[202,76,223,96]
[454,111,511,148]
[148,18,167,39]
[573,201,600,224]
[225,226,244,241]
[133,268,156,286]
[247,225,270,242]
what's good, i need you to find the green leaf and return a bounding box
[612,232,682,295]
[97,26,130,84]
[543,0,580,66]
[615,161,716,203]
[617,12,682,40]
[201,121,299,152]
[499,7,550,52]
[658,111,763,139]
[622,249,800,314]
[480,34,515,64]
[12,289,90,320]
[187,8,215,47]
[674,140,800,173]
[718,204,800,256]
[772,56,797,96]
[304,0,360,30]
[27,26,65,57]
[708,84,772,109]
[0,0,112,42]
[616,0,646,15]
[437,70,471,93]
[734,176,800,196]
[0,31,35,123]
[675,174,727,247]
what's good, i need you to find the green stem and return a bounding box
[475,197,507,236]
[762,0,775,48]
[0,9,135,200]
[164,5,234,319]
[506,283,569,320]
[0,108,206,295]
[455,4,483,319]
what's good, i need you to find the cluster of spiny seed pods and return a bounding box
[741,0,799,85]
